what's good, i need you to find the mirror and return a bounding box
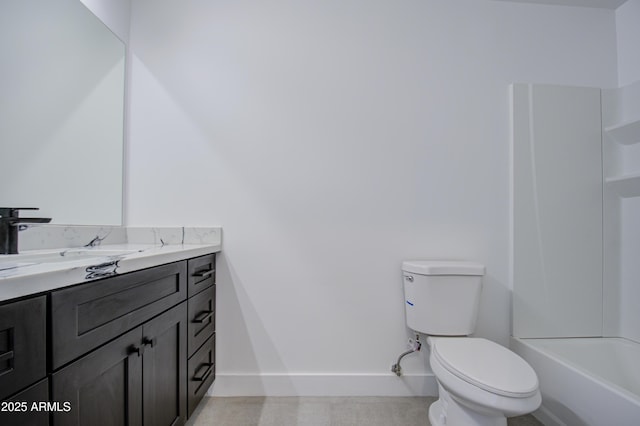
[0,0,125,225]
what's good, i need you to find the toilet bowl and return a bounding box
[400,260,541,426]
[427,337,541,426]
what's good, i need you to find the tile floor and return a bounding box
[186,397,544,426]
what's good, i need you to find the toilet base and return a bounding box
[428,386,508,426]
[428,400,446,425]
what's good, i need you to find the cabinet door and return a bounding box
[142,302,187,426]
[52,328,143,426]
[0,378,49,426]
[0,296,46,400]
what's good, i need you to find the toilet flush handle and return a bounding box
[404,275,414,282]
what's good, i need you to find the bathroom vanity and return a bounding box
[0,236,220,426]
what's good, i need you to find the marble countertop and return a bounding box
[0,226,222,302]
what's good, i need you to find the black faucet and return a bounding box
[0,207,52,254]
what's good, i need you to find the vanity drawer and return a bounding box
[188,285,215,357]
[51,261,187,369]
[0,378,49,426]
[0,296,46,400]
[187,254,215,297]
[187,333,215,418]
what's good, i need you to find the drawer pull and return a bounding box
[193,311,214,323]
[193,363,213,382]
[0,350,15,363]
[143,336,157,348]
[193,269,214,278]
[128,345,144,357]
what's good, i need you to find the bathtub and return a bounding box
[510,337,640,426]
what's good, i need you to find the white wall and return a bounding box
[80,0,131,43]
[126,0,617,395]
[616,0,640,86]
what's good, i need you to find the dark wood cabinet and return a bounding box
[0,378,49,426]
[188,284,216,356]
[142,302,187,426]
[53,303,188,426]
[187,334,216,417]
[186,254,216,416]
[0,296,46,400]
[52,328,143,426]
[51,261,187,369]
[187,254,215,297]
[1,252,216,426]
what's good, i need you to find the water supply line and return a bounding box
[391,334,422,376]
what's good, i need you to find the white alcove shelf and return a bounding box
[605,172,640,198]
[604,119,640,145]
[603,80,640,186]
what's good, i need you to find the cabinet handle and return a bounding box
[128,345,144,357]
[193,269,214,278]
[0,350,14,363]
[193,310,214,323]
[143,336,157,348]
[193,363,213,382]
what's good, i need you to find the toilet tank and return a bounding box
[402,260,485,336]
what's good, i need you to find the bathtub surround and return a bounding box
[511,84,604,338]
[509,3,640,424]
[510,4,640,419]
[511,81,640,424]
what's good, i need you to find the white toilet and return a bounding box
[402,260,541,426]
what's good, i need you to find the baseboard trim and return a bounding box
[208,373,438,397]
[531,405,567,426]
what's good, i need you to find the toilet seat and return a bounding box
[431,338,538,398]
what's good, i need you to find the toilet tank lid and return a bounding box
[402,260,485,276]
